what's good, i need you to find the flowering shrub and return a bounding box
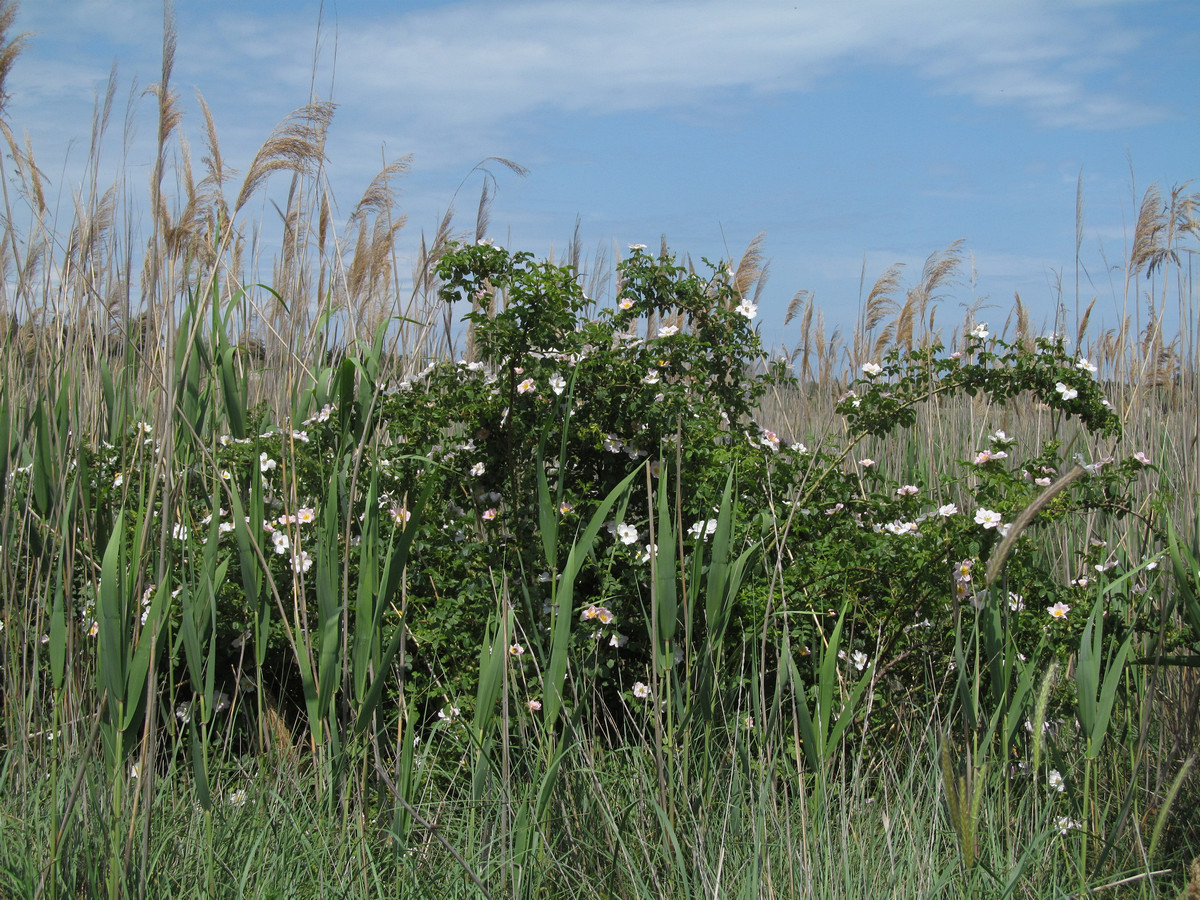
[9,245,1177,758]
[744,329,1161,736]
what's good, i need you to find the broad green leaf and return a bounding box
[653,462,678,667]
[542,466,641,731]
[98,509,128,711]
[352,475,436,736]
[121,582,171,731]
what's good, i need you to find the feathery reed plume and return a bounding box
[444,156,526,245]
[1000,302,1018,342]
[234,100,336,214]
[1076,296,1096,349]
[797,298,815,381]
[346,217,372,301]
[865,264,904,331]
[317,189,331,260]
[415,205,456,314]
[0,0,30,118]
[1014,292,1031,350]
[163,135,201,259]
[784,288,810,326]
[420,206,458,357]
[346,158,412,331]
[870,323,895,362]
[582,240,611,306]
[65,184,118,289]
[751,259,771,307]
[147,5,181,216]
[138,2,183,364]
[813,308,827,381]
[855,262,903,361]
[196,91,234,238]
[351,157,412,227]
[475,179,491,245]
[85,62,120,190]
[567,216,584,275]
[21,134,43,220]
[731,232,766,298]
[350,215,405,335]
[0,119,46,225]
[897,241,965,354]
[895,291,917,355]
[1131,184,1166,277]
[17,230,44,296]
[823,324,842,384]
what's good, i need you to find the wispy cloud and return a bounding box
[191,0,1170,135]
[7,0,1175,183]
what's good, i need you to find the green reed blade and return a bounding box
[473,614,509,748]
[542,466,641,732]
[1148,755,1195,859]
[120,582,170,732]
[1166,521,1200,645]
[314,493,342,722]
[188,718,211,811]
[217,345,246,440]
[227,471,268,641]
[351,476,435,737]
[97,509,128,717]
[30,403,55,519]
[1076,594,1133,758]
[786,653,820,771]
[49,559,68,692]
[653,460,678,668]
[352,474,381,704]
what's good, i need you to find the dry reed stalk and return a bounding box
[986,465,1086,587]
[784,291,815,383]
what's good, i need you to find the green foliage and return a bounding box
[7,246,1180,755]
[5,242,1198,899]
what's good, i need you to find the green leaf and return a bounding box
[653,461,678,667]
[352,475,381,703]
[542,466,641,732]
[352,475,437,737]
[121,582,171,732]
[218,345,247,439]
[1076,594,1133,758]
[97,509,128,712]
[49,562,68,692]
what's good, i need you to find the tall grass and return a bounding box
[0,3,1198,898]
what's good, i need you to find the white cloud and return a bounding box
[81,0,1161,144]
[286,0,1167,129]
[6,0,1173,184]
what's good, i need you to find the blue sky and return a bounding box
[7,0,1198,349]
